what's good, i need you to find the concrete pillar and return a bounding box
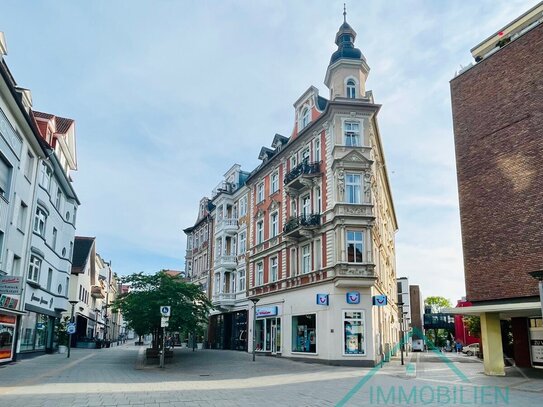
[511,317,531,367]
[480,312,505,376]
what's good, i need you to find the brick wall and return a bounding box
[450,23,543,302]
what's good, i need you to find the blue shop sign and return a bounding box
[346,292,360,304]
[316,294,329,306]
[256,306,278,318]
[373,295,388,306]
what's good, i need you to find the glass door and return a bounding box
[271,320,277,355]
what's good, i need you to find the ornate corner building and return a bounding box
[183,15,399,366]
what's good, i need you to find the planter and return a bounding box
[58,345,67,354]
[197,342,204,349]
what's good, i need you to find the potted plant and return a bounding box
[56,316,70,354]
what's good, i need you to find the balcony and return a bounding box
[283,214,321,240]
[284,161,321,193]
[215,254,237,269]
[212,292,236,307]
[216,218,238,235]
[91,285,105,299]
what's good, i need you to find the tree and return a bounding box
[424,296,452,313]
[112,270,212,348]
[463,316,480,338]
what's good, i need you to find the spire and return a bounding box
[329,7,364,65]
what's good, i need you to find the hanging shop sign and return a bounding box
[0,294,19,309]
[346,292,361,304]
[316,294,329,306]
[256,306,278,318]
[373,295,388,306]
[0,276,22,295]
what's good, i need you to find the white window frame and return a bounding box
[239,195,247,217]
[302,244,311,274]
[28,255,41,283]
[33,207,47,236]
[40,164,52,191]
[24,151,34,180]
[238,231,246,255]
[270,257,278,282]
[345,173,361,204]
[346,79,356,99]
[314,138,321,162]
[302,195,311,216]
[256,262,264,286]
[316,187,321,213]
[256,220,264,244]
[270,212,279,238]
[257,183,264,203]
[290,248,297,276]
[271,172,279,194]
[342,310,366,356]
[291,312,318,355]
[344,121,361,147]
[346,230,364,264]
[238,269,246,292]
[300,107,310,129]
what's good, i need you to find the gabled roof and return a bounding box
[72,236,95,274]
[271,133,289,149]
[258,146,275,161]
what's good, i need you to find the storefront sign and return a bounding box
[0,276,22,295]
[0,294,19,309]
[316,294,329,305]
[256,306,278,318]
[30,293,53,309]
[373,295,388,306]
[346,292,360,304]
[530,328,543,367]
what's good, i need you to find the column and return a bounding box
[480,312,505,376]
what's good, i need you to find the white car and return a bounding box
[462,343,480,356]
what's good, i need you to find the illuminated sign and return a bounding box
[346,292,360,304]
[316,294,329,305]
[256,306,278,318]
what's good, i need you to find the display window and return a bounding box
[255,317,281,353]
[0,314,16,362]
[292,314,316,353]
[343,310,366,355]
[20,312,50,352]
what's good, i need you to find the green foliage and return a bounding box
[424,296,452,313]
[112,270,212,340]
[464,316,481,338]
[55,316,70,346]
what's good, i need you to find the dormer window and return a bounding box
[347,79,356,99]
[301,107,310,129]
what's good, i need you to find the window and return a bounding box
[270,212,279,238]
[290,199,297,217]
[256,262,263,286]
[238,269,246,292]
[40,164,52,191]
[270,257,278,282]
[11,255,21,275]
[290,154,297,169]
[256,221,264,244]
[316,187,321,213]
[69,242,73,260]
[347,230,364,263]
[55,188,61,209]
[292,314,316,353]
[344,311,366,355]
[52,227,57,250]
[301,107,310,129]
[346,173,361,204]
[33,207,47,236]
[314,138,321,162]
[46,268,53,291]
[346,79,356,99]
[302,244,311,274]
[17,201,28,231]
[214,273,220,294]
[315,239,322,270]
[239,196,247,217]
[0,156,11,198]
[238,231,246,254]
[65,277,69,296]
[302,195,311,216]
[345,121,361,147]
[24,151,34,180]
[28,255,41,283]
[301,148,310,163]
[290,248,297,276]
[257,183,264,203]
[271,172,279,194]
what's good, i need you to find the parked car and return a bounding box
[412,339,424,352]
[462,343,480,356]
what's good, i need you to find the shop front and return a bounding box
[255,305,281,355]
[208,310,248,351]
[0,310,20,363]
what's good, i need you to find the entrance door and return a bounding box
[271,320,277,355]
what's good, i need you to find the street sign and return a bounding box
[67,322,76,334]
[161,318,169,328]
[160,306,171,317]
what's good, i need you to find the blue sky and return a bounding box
[0,0,537,303]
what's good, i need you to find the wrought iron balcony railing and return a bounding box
[284,161,321,185]
[283,214,321,234]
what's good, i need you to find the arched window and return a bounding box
[346,80,356,99]
[301,107,310,129]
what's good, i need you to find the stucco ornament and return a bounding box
[337,168,345,201]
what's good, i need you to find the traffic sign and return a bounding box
[66,322,76,334]
[160,317,169,328]
[160,306,171,316]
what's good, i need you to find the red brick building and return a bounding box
[450,3,543,374]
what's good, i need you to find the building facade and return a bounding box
[244,17,398,366]
[450,2,543,374]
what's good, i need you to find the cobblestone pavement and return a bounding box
[0,344,541,406]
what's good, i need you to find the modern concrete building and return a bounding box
[397,277,411,349]
[245,14,399,366]
[449,2,543,374]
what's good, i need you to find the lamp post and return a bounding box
[398,302,404,366]
[250,297,260,362]
[67,300,78,358]
[528,270,543,320]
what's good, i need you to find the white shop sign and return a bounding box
[256,306,278,318]
[530,327,543,368]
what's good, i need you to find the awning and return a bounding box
[444,301,542,319]
[0,307,26,316]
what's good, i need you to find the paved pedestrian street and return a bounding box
[1,344,542,406]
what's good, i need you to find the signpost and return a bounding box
[159,306,170,368]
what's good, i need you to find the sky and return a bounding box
[0,0,538,304]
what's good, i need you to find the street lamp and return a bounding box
[528,270,543,320]
[67,300,78,359]
[398,302,404,366]
[250,297,260,362]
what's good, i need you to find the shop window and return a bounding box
[255,317,281,353]
[292,314,316,353]
[344,311,366,355]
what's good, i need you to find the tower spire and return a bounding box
[343,3,347,23]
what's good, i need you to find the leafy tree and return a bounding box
[112,270,212,348]
[464,316,481,338]
[424,296,452,313]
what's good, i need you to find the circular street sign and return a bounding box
[160,306,171,316]
[66,323,76,334]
